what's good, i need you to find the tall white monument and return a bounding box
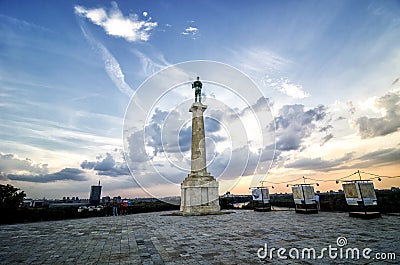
[180,77,220,215]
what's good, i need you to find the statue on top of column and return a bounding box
[192,76,202,103]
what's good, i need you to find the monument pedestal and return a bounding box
[181,173,220,216]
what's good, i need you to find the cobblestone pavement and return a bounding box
[0,210,398,264]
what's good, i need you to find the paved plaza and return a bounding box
[0,210,398,264]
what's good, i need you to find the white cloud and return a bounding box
[0,104,122,174]
[262,76,310,99]
[182,26,199,39]
[6,168,87,183]
[354,90,400,138]
[285,152,354,172]
[231,47,291,75]
[0,152,48,175]
[280,80,310,99]
[78,23,134,97]
[184,26,198,33]
[142,11,148,17]
[81,152,130,177]
[75,2,157,42]
[100,44,134,97]
[0,14,51,33]
[131,49,170,77]
[273,104,328,151]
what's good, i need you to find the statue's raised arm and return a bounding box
[192,76,203,103]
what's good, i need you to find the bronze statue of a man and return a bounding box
[192,76,202,103]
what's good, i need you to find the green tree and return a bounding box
[0,184,26,209]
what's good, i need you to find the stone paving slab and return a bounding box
[0,210,398,264]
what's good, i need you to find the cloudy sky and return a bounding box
[1,0,399,199]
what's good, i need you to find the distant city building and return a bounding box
[62,196,81,203]
[22,199,33,207]
[89,181,102,205]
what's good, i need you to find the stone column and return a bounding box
[190,102,207,175]
[180,102,220,216]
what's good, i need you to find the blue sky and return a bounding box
[1,0,399,199]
